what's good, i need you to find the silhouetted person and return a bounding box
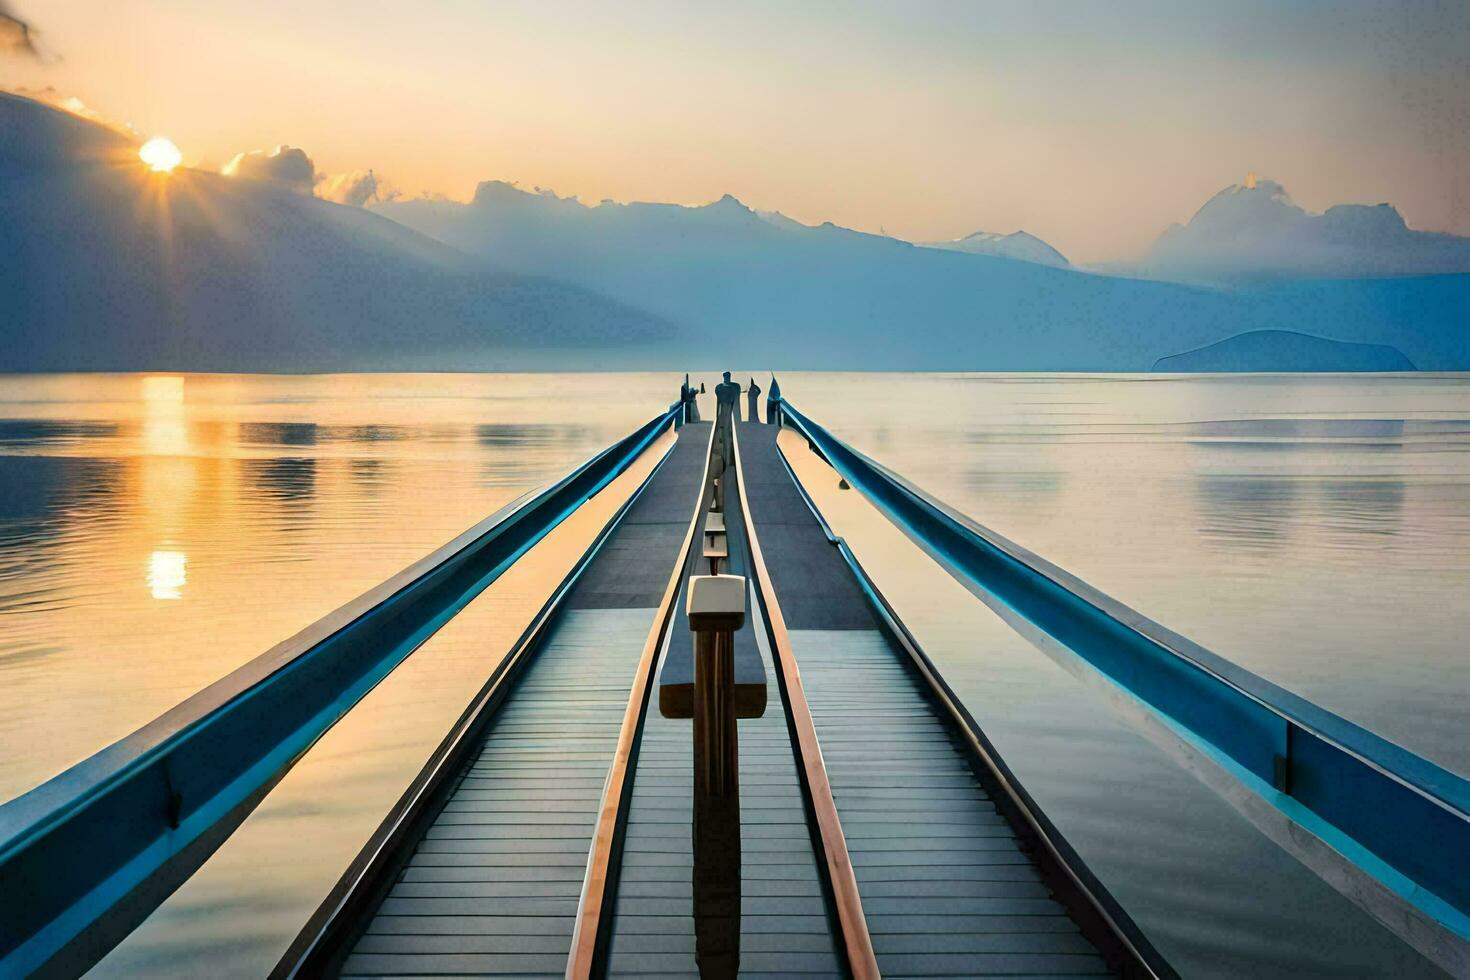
[746,378,761,424]
[714,371,740,424]
[714,371,740,463]
[765,375,782,425]
[680,373,700,423]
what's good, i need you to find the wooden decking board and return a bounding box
[352,934,578,954]
[858,880,1053,900]
[610,950,842,973]
[337,609,645,980]
[341,952,578,974]
[736,424,875,631]
[799,631,1103,960]
[421,825,597,840]
[335,426,714,978]
[375,897,584,917]
[413,838,596,854]
[366,916,577,936]
[732,421,1109,978]
[438,791,607,804]
[877,953,1111,976]
[567,423,710,610]
[605,664,697,971]
[401,868,589,884]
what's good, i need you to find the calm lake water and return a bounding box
[787,372,1470,778]
[1,372,1465,977]
[783,372,1470,978]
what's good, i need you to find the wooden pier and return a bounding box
[274,415,1137,978]
[4,383,1468,979]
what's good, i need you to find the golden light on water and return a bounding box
[139,137,183,173]
[141,375,188,456]
[148,550,188,600]
[141,374,185,404]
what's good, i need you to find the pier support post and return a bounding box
[687,574,746,980]
[709,452,726,513]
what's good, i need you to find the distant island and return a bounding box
[1152,330,1416,373]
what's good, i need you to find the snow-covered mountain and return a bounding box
[1140,178,1470,281]
[0,93,672,372]
[918,230,1069,267]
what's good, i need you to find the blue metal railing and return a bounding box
[775,398,1470,967]
[0,407,677,979]
[769,441,1173,978]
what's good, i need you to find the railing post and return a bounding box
[687,574,746,980]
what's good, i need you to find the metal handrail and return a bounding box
[772,444,1171,978]
[276,428,682,977]
[0,407,678,980]
[777,400,1470,972]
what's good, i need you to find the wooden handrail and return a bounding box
[729,422,880,979]
[566,421,719,978]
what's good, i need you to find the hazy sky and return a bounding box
[5,1,1469,262]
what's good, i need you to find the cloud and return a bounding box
[316,169,392,208]
[6,85,138,138]
[221,144,397,208]
[0,2,43,59]
[222,145,315,192]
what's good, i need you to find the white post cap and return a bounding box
[687,574,746,630]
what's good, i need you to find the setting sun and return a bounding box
[138,137,182,173]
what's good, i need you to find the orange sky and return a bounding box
[4,1,1468,263]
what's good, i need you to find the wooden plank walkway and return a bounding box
[606,446,843,977]
[322,418,1126,977]
[335,424,711,977]
[737,422,1112,979]
[791,630,1109,978]
[342,608,652,978]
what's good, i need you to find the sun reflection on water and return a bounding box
[141,375,188,457]
[147,550,187,600]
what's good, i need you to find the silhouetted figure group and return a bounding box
[679,374,704,423]
[714,371,740,424]
[682,372,776,428]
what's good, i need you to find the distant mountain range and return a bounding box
[2,92,1468,372]
[1133,178,1470,282]
[0,93,671,373]
[917,230,1070,267]
[944,177,1470,284]
[376,180,1468,370]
